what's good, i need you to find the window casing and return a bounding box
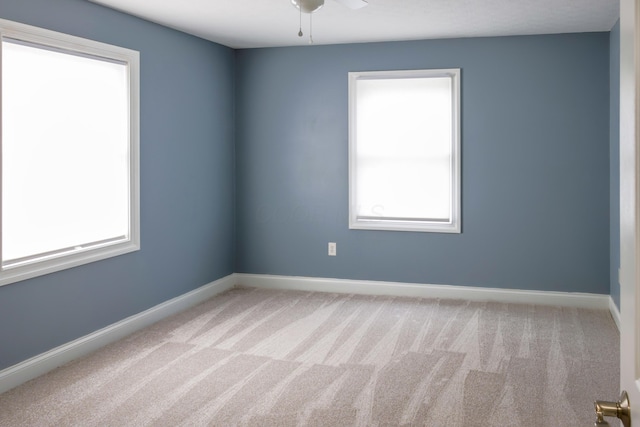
[0,19,140,286]
[348,68,461,233]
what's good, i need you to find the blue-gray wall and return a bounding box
[610,20,621,310]
[236,34,611,293]
[0,0,236,370]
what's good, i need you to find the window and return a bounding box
[0,19,140,286]
[348,68,461,233]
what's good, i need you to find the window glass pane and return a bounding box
[2,40,129,263]
[355,76,452,221]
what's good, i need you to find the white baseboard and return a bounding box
[0,274,235,395]
[609,296,621,331]
[1,272,614,395]
[235,274,611,310]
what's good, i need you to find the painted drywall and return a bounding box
[0,0,235,370]
[235,34,610,294]
[610,20,621,310]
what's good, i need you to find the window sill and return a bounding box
[349,218,461,233]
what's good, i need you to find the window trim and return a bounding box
[0,19,140,286]
[348,68,461,233]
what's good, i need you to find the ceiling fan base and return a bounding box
[291,0,325,14]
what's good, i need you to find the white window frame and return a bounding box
[348,68,461,233]
[0,19,140,286]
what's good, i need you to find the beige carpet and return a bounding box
[0,287,619,426]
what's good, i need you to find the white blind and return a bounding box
[2,40,130,263]
[355,76,453,221]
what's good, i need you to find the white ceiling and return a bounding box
[87,0,620,49]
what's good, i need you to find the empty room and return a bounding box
[0,0,637,425]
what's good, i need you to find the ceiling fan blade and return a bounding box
[333,0,368,10]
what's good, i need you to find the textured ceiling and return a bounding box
[87,0,620,49]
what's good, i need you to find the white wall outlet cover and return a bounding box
[328,242,337,256]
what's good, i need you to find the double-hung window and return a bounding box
[0,19,140,286]
[348,68,461,233]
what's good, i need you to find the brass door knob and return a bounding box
[594,390,630,427]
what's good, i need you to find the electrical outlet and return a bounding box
[328,242,337,256]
